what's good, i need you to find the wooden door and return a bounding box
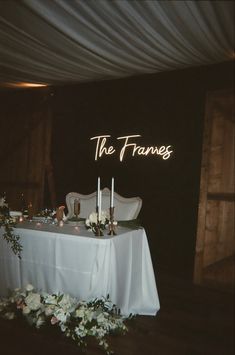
[194,90,234,287]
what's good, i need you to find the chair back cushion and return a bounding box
[66,187,142,220]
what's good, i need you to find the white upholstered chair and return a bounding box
[66,187,142,221]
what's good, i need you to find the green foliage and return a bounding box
[0,206,22,258]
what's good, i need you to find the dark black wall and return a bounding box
[1,60,233,279]
[50,61,233,279]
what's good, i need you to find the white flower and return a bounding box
[14,288,21,293]
[58,294,76,313]
[44,294,57,305]
[36,315,45,328]
[85,210,109,230]
[97,312,106,324]
[44,305,55,316]
[84,309,94,322]
[103,299,113,311]
[85,218,90,227]
[0,300,8,310]
[25,284,34,292]
[75,307,85,318]
[88,212,98,224]
[75,324,87,338]
[54,309,68,323]
[0,197,7,208]
[0,284,128,355]
[100,210,108,224]
[22,305,31,314]
[90,325,98,336]
[96,327,107,337]
[25,293,41,311]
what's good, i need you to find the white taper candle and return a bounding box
[97,176,100,208]
[111,177,114,207]
[98,190,102,221]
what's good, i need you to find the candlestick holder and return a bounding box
[108,207,116,235]
[74,199,80,220]
[94,220,103,236]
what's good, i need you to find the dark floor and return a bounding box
[0,272,234,355]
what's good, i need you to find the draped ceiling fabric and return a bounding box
[0,0,234,88]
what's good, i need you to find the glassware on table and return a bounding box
[74,199,80,220]
[28,202,33,221]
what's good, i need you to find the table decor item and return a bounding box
[0,197,22,258]
[74,198,80,219]
[85,211,109,236]
[108,207,117,235]
[0,284,129,355]
[97,176,100,208]
[33,208,55,223]
[28,202,33,220]
[111,177,114,208]
[20,192,28,218]
[56,206,65,226]
[9,210,22,221]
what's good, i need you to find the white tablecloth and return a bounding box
[0,222,160,316]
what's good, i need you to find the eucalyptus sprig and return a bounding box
[0,205,22,258]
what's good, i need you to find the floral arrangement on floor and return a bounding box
[0,197,22,258]
[85,211,109,235]
[0,284,129,354]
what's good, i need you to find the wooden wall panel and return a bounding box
[221,119,234,192]
[194,90,234,286]
[0,90,54,214]
[203,200,234,267]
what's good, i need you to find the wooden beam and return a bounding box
[207,192,235,202]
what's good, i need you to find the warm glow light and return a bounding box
[90,135,173,161]
[4,82,48,88]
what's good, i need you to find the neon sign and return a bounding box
[90,135,173,161]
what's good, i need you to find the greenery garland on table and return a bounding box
[0,198,22,258]
[0,284,130,354]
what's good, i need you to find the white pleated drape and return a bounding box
[0,0,234,86]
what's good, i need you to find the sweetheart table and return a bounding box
[0,221,160,316]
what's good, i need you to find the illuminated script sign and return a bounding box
[90,135,173,161]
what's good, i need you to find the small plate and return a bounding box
[10,211,22,217]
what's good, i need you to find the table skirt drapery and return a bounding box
[0,224,160,316]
